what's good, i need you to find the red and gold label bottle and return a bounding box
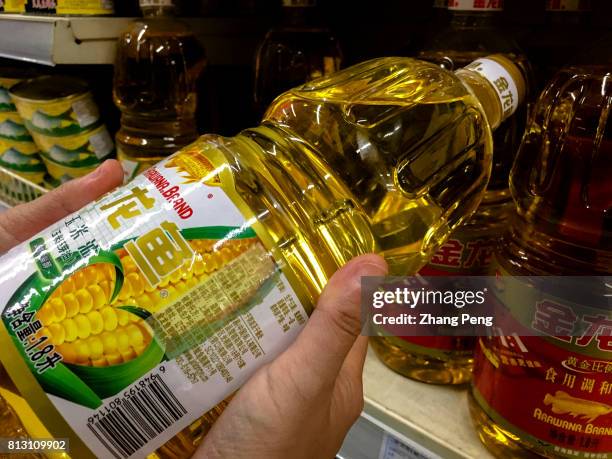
[469,66,612,458]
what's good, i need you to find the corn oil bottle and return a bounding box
[113,0,206,182]
[470,65,611,458]
[0,55,524,458]
[370,0,532,385]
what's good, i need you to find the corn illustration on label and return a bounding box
[0,139,307,458]
[472,265,611,458]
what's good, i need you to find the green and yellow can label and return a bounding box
[11,92,102,137]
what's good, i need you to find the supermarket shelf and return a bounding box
[0,14,133,65]
[0,15,263,66]
[339,347,494,459]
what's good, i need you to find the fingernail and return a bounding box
[350,257,388,289]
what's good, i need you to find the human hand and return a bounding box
[195,254,388,459]
[0,160,124,253]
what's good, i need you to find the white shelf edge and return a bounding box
[0,15,264,66]
[339,347,495,459]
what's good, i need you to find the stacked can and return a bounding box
[0,70,46,185]
[10,76,115,185]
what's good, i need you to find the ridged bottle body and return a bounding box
[372,7,531,384]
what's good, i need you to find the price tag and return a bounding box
[378,432,434,459]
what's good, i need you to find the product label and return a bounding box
[25,0,113,14]
[472,265,611,458]
[0,139,308,458]
[31,125,113,168]
[448,0,503,11]
[0,138,40,156]
[13,93,102,137]
[398,225,499,354]
[545,0,591,11]
[0,91,15,112]
[0,118,33,142]
[0,77,21,112]
[4,0,25,12]
[466,58,519,118]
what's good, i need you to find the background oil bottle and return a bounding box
[371,0,532,385]
[113,0,206,181]
[470,65,611,459]
[253,0,343,118]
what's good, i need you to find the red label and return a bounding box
[400,229,498,351]
[473,336,611,457]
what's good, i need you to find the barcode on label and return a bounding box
[87,373,187,459]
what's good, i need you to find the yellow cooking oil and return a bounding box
[0,55,523,458]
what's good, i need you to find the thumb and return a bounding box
[277,254,387,394]
[0,160,124,251]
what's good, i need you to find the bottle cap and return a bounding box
[545,0,591,11]
[464,54,526,120]
[448,0,503,11]
[282,0,316,6]
[139,0,174,7]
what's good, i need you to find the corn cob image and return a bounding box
[36,263,153,368]
[32,235,261,404]
[113,238,257,315]
[35,237,257,369]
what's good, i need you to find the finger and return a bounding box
[278,254,387,394]
[339,335,369,384]
[0,160,124,250]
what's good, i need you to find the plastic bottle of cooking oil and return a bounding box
[471,66,612,458]
[113,0,206,182]
[370,0,532,385]
[253,0,342,118]
[0,55,524,459]
[470,66,611,458]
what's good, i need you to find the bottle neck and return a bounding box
[455,55,524,130]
